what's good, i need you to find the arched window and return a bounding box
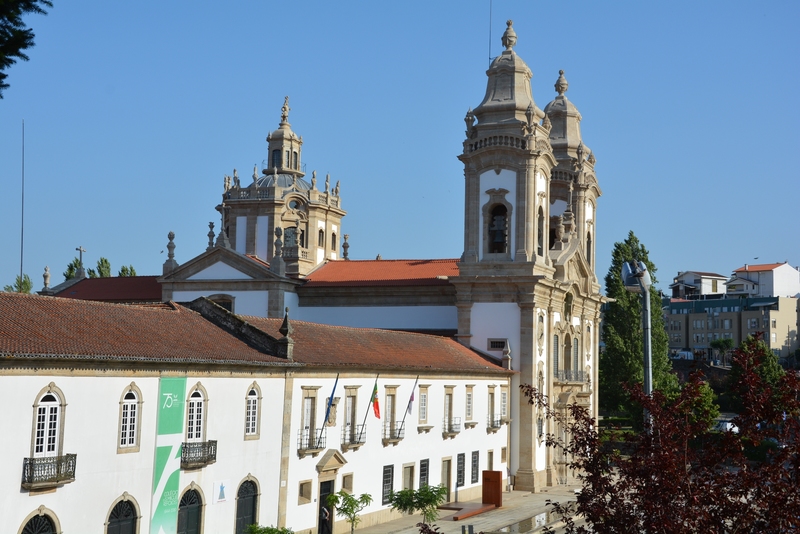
[244,386,260,438]
[33,387,64,458]
[564,293,573,318]
[118,383,142,453]
[331,232,337,251]
[235,480,258,534]
[177,489,202,534]
[271,149,280,169]
[318,229,324,248]
[552,335,559,375]
[292,151,298,170]
[537,207,544,256]
[186,388,206,442]
[107,499,137,534]
[21,514,56,534]
[488,205,509,253]
[586,232,592,266]
[285,151,290,168]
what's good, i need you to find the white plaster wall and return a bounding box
[285,374,509,532]
[296,306,457,330]
[187,262,253,280]
[236,216,247,253]
[172,290,268,317]
[255,216,270,260]
[1,374,286,534]
[479,169,517,261]
[584,200,593,222]
[774,264,800,297]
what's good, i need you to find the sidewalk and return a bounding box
[354,485,582,534]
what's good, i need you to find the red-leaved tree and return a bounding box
[521,335,799,533]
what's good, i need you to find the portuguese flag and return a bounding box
[371,379,380,418]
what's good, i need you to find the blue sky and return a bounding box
[1,1,798,292]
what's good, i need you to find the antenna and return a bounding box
[488,0,493,61]
[20,120,25,285]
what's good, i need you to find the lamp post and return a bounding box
[622,260,653,430]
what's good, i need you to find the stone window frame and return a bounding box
[381,465,394,505]
[341,473,354,494]
[17,506,63,534]
[300,386,321,445]
[117,382,143,454]
[298,479,313,505]
[402,462,416,490]
[244,382,262,440]
[500,385,509,422]
[30,382,67,459]
[104,493,141,534]
[481,188,513,260]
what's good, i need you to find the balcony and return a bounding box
[442,417,461,439]
[487,414,502,434]
[21,454,77,490]
[382,421,405,446]
[181,441,217,469]
[341,424,366,451]
[298,428,326,458]
[554,370,587,383]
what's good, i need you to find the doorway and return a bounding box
[441,459,452,502]
[318,479,334,534]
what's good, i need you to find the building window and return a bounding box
[382,465,394,505]
[573,340,579,372]
[403,464,415,490]
[271,149,280,168]
[500,387,508,419]
[318,229,324,248]
[177,489,203,534]
[300,387,320,450]
[331,232,337,251]
[419,459,429,487]
[32,384,66,458]
[292,151,298,170]
[343,387,359,445]
[186,387,207,442]
[564,293,574,318]
[488,339,507,351]
[244,384,261,439]
[456,453,465,487]
[465,386,474,421]
[537,207,544,256]
[118,383,142,453]
[553,335,559,374]
[21,513,58,534]
[487,450,494,471]
[501,446,507,463]
[488,204,509,253]
[342,473,354,493]
[418,387,428,423]
[235,480,258,534]
[471,451,480,484]
[384,388,399,440]
[298,480,312,505]
[107,498,137,534]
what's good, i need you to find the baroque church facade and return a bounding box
[161,20,604,492]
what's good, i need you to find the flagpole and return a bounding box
[357,374,379,444]
[398,375,419,433]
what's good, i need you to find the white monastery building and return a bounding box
[12,21,605,534]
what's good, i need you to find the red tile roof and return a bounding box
[54,275,162,302]
[245,254,271,268]
[734,262,787,273]
[0,293,286,365]
[243,315,509,374]
[303,259,460,287]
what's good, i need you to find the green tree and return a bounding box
[710,337,735,365]
[0,0,52,97]
[118,264,137,277]
[600,231,677,413]
[327,490,373,534]
[728,334,785,411]
[87,257,111,278]
[3,273,32,293]
[63,257,81,281]
[389,484,448,525]
[245,526,293,534]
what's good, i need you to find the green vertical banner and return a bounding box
[150,377,186,534]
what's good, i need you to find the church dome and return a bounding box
[256,173,311,191]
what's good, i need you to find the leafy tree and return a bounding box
[245,526,293,534]
[118,264,137,277]
[600,231,677,413]
[326,490,373,534]
[522,334,800,533]
[728,334,785,412]
[87,257,111,278]
[709,337,735,365]
[3,273,32,293]
[63,257,81,281]
[0,0,52,98]
[389,484,448,525]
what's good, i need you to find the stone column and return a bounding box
[513,298,538,491]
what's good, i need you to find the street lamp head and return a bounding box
[622,260,652,293]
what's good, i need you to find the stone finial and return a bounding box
[224,174,231,192]
[43,266,50,289]
[542,114,552,132]
[325,173,330,193]
[253,165,259,186]
[311,170,317,190]
[587,151,596,165]
[277,306,294,360]
[279,307,293,337]
[334,180,340,197]
[501,20,517,50]
[464,108,475,138]
[280,96,290,125]
[207,222,215,251]
[232,168,240,188]
[274,227,283,258]
[555,70,568,95]
[342,234,350,260]
[163,231,179,275]
[215,206,231,249]
[577,142,584,163]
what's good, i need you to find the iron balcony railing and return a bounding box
[342,424,366,446]
[21,454,77,489]
[298,428,326,451]
[382,421,405,441]
[488,414,502,429]
[554,370,586,383]
[181,440,217,469]
[443,416,462,434]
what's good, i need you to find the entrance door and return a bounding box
[318,479,334,534]
[235,481,258,534]
[441,459,452,502]
[177,489,202,534]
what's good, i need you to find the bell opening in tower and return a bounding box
[488,205,509,253]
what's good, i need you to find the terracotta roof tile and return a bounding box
[245,254,271,268]
[0,293,286,365]
[54,275,162,302]
[243,315,509,374]
[304,259,459,287]
[734,262,788,273]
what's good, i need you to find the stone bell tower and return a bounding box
[216,97,346,277]
[451,21,604,492]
